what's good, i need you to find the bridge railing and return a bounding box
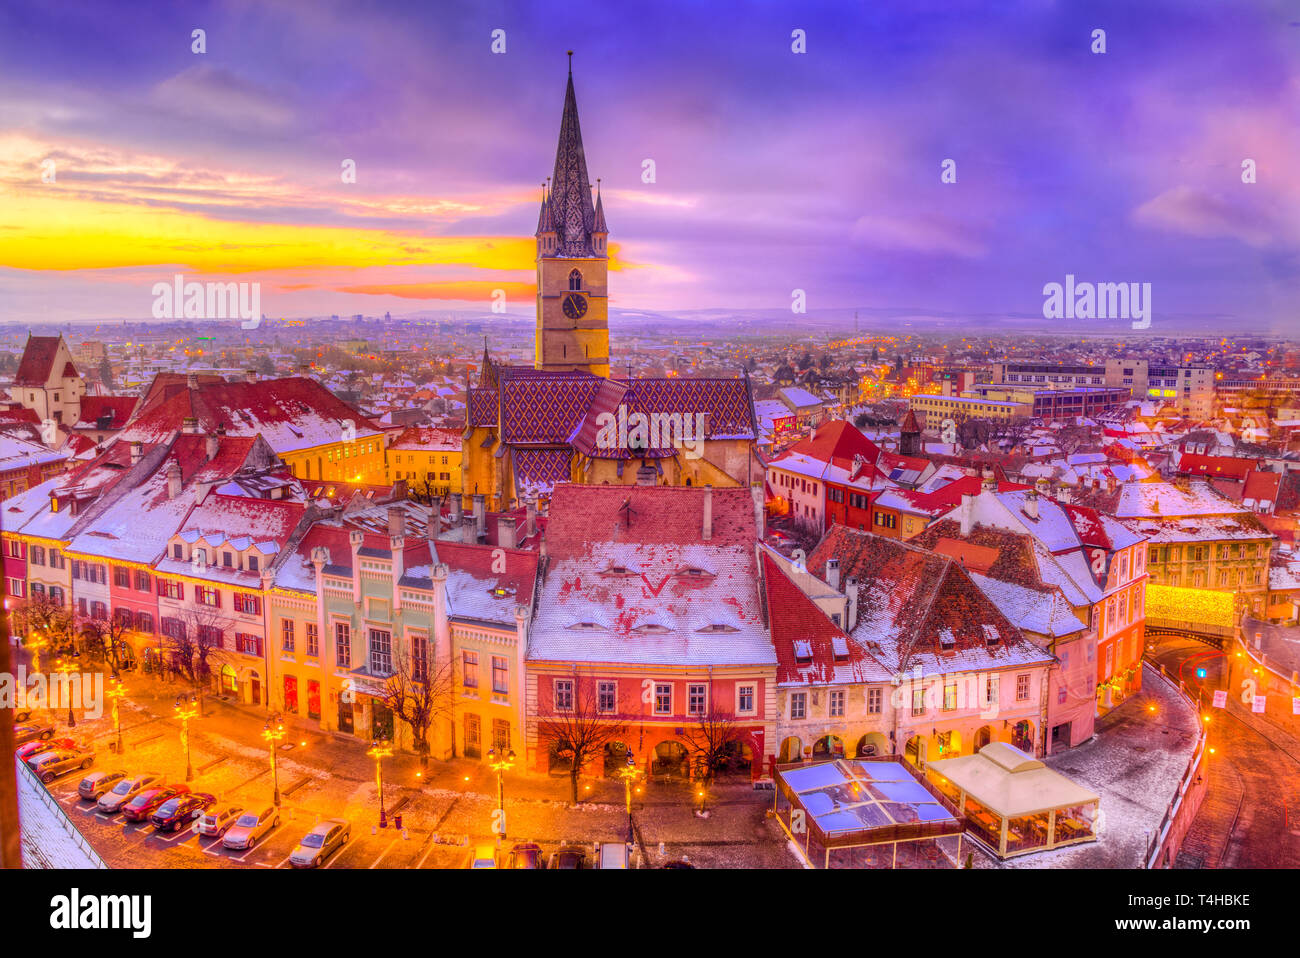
[1140,660,1208,869]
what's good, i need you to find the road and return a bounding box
[1148,636,1300,868]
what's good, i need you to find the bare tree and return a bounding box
[78,612,134,673]
[11,591,75,659]
[0,600,20,868]
[160,603,234,713]
[681,706,746,798]
[375,637,454,768]
[537,675,629,805]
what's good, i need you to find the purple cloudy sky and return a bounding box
[0,0,1297,332]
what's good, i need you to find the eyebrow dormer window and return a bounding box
[696,624,738,634]
[567,622,604,632]
[634,624,671,634]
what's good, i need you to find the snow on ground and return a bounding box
[17,759,107,868]
[980,666,1199,868]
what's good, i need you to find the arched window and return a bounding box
[568,269,582,291]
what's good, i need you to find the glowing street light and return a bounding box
[27,632,50,676]
[174,692,198,781]
[53,657,77,727]
[368,738,394,827]
[487,744,516,845]
[107,674,127,754]
[263,713,287,806]
[616,750,642,843]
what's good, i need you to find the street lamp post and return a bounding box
[107,675,126,754]
[174,693,197,782]
[367,739,394,827]
[54,657,76,727]
[486,745,516,845]
[263,714,286,807]
[27,632,49,677]
[616,750,642,844]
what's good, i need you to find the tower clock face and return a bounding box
[562,292,588,319]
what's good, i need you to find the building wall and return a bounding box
[281,437,386,485]
[536,255,610,377]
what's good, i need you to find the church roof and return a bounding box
[544,66,599,258]
[14,336,77,387]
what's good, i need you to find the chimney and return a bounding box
[1035,477,1050,497]
[752,482,765,539]
[1104,475,1117,494]
[702,484,713,541]
[960,493,974,537]
[472,494,486,538]
[427,498,442,564]
[387,505,406,537]
[186,373,198,390]
[462,517,477,544]
[826,558,840,591]
[499,516,517,550]
[166,460,182,499]
[245,369,258,383]
[130,441,143,466]
[845,575,859,632]
[182,416,200,435]
[451,496,463,524]
[1024,489,1039,520]
[205,434,219,462]
[526,498,538,539]
[981,467,996,493]
[348,529,364,602]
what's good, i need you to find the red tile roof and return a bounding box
[1178,454,1258,482]
[14,336,76,386]
[546,483,756,554]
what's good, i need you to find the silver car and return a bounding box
[97,772,163,813]
[196,802,244,838]
[79,769,127,801]
[222,805,280,850]
[289,819,350,868]
[30,748,95,784]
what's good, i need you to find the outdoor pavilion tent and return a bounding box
[927,742,1100,858]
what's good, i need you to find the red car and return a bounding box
[122,785,189,822]
[16,737,77,763]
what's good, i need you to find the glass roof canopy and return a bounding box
[781,759,960,836]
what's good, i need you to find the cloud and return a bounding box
[849,213,987,259]
[1132,186,1277,248]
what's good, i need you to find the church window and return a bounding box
[568,269,582,290]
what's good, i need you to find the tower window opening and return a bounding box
[569,269,582,291]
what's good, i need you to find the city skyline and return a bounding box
[0,0,1297,332]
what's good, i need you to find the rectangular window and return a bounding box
[943,681,957,711]
[491,656,508,695]
[233,593,261,615]
[305,622,319,657]
[688,683,707,716]
[790,691,807,720]
[113,566,130,588]
[412,634,428,682]
[737,684,756,715]
[198,625,224,649]
[29,545,44,565]
[136,612,154,635]
[911,687,925,716]
[1016,674,1031,701]
[554,679,574,711]
[654,682,672,715]
[134,570,150,592]
[491,719,510,752]
[598,680,617,714]
[334,622,351,667]
[369,629,392,675]
[829,689,845,717]
[462,650,479,689]
[867,687,883,714]
[281,618,295,652]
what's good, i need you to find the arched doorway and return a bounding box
[975,726,993,752]
[219,664,238,695]
[813,734,844,760]
[778,736,803,764]
[1012,720,1035,755]
[856,732,888,757]
[904,735,927,768]
[603,741,630,775]
[652,741,688,777]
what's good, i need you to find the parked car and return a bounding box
[79,770,128,801]
[29,748,95,783]
[464,844,498,869]
[195,803,244,838]
[123,785,189,822]
[598,842,629,869]
[13,724,55,746]
[150,792,216,832]
[97,773,164,813]
[222,806,280,851]
[16,736,75,762]
[288,819,350,868]
[548,846,589,869]
[505,842,544,869]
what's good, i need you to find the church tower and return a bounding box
[535,55,610,377]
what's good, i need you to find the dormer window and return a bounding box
[634,624,671,634]
[676,566,714,579]
[832,636,850,661]
[567,622,604,632]
[696,624,738,634]
[173,543,183,560]
[939,628,956,650]
[982,625,1000,646]
[793,639,812,663]
[249,556,259,572]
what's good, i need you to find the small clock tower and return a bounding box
[534,55,610,377]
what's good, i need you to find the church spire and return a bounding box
[546,54,597,257]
